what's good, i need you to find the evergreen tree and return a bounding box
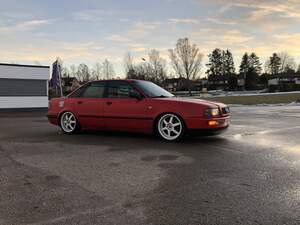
[268,53,281,75]
[222,49,235,75]
[206,48,223,76]
[239,53,250,74]
[297,64,300,73]
[239,52,261,90]
[249,53,262,75]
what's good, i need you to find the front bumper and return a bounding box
[184,116,230,130]
[188,125,229,136]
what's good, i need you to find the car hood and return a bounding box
[153,97,227,108]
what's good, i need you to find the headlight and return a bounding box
[204,108,220,117]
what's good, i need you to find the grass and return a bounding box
[201,93,300,105]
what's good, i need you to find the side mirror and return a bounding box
[129,90,143,100]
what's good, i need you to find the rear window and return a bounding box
[69,82,105,98]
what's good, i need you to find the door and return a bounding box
[72,82,106,129]
[103,81,150,132]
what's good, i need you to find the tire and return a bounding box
[155,113,185,141]
[59,111,79,134]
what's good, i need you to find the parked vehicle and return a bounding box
[48,80,230,141]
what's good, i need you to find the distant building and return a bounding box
[162,78,189,92]
[162,78,208,92]
[268,74,300,92]
[208,74,245,91]
[237,75,245,89]
[208,75,229,90]
[268,75,300,86]
[0,63,49,110]
[193,78,208,91]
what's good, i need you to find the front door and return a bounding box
[73,82,106,129]
[103,81,150,132]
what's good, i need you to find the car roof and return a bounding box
[88,79,144,84]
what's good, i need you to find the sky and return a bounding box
[0,0,300,77]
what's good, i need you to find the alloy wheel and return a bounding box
[157,114,183,141]
[60,112,77,133]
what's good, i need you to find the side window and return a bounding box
[69,85,86,98]
[82,83,105,98]
[107,82,134,98]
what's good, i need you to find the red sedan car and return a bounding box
[48,80,230,141]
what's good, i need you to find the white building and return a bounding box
[0,63,50,109]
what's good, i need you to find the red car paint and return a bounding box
[48,80,230,135]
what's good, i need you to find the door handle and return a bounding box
[77,101,83,104]
[106,102,113,106]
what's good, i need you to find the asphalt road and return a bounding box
[0,106,300,225]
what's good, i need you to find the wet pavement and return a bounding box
[0,105,299,225]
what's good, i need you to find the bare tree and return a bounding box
[169,38,203,94]
[61,65,70,78]
[77,63,90,82]
[124,52,134,75]
[70,64,77,77]
[91,63,102,80]
[278,52,296,73]
[147,49,167,84]
[101,59,115,79]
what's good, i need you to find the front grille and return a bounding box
[221,107,230,115]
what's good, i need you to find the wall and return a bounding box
[0,63,49,109]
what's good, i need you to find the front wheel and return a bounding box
[60,111,79,134]
[156,113,185,141]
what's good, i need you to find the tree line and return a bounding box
[59,58,116,82]
[57,37,300,91]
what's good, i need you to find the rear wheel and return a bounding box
[156,113,185,141]
[60,112,79,134]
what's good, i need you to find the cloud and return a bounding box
[206,17,237,25]
[0,41,104,64]
[193,0,300,33]
[232,1,300,19]
[0,19,50,33]
[106,34,130,43]
[273,33,300,56]
[209,0,300,19]
[128,43,148,52]
[126,21,161,38]
[74,9,118,22]
[191,28,254,47]
[168,18,199,24]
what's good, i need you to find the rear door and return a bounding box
[103,81,150,132]
[72,82,106,129]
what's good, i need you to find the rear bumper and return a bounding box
[47,114,59,125]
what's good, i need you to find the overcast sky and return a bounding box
[0,0,300,77]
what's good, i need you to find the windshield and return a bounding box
[133,80,174,98]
